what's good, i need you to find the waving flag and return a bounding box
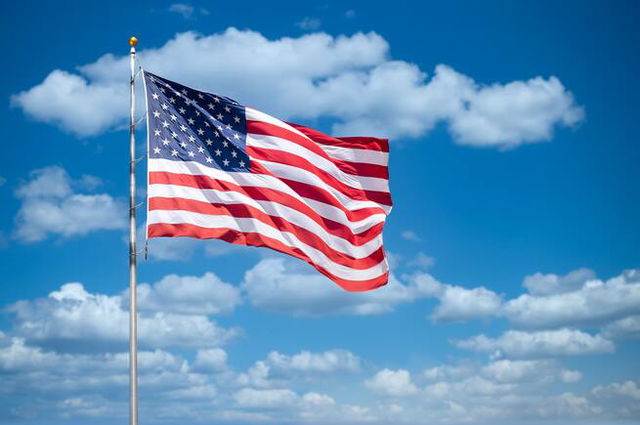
[143,71,392,291]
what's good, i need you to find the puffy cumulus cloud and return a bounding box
[13,166,126,242]
[241,258,504,320]
[236,349,361,389]
[446,73,584,148]
[592,380,640,400]
[233,388,299,408]
[232,388,344,421]
[365,369,418,397]
[480,359,581,384]
[0,336,237,421]
[0,329,631,424]
[504,269,640,329]
[601,315,640,340]
[11,70,126,136]
[411,358,595,423]
[421,360,579,401]
[136,271,241,315]
[12,28,582,148]
[266,349,360,373]
[417,268,640,332]
[0,335,190,396]
[454,329,615,359]
[193,348,228,372]
[241,257,441,316]
[7,281,239,350]
[403,272,502,322]
[535,392,603,418]
[430,284,503,322]
[522,268,596,296]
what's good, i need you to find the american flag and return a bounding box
[143,71,392,291]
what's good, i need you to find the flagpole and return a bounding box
[128,36,139,425]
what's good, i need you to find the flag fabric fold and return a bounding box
[143,70,392,291]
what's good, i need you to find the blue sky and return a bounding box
[1,0,639,423]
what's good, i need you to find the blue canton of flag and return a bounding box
[144,71,250,172]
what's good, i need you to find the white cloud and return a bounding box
[7,281,239,350]
[592,380,640,400]
[0,328,630,424]
[232,388,334,414]
[12,28,583,148]
[480,359,581,384]
[504,269,640,329]
[14,166,126,242]
[236,361,271,388]
[236,349,360,389]
[536,392,602,418]
[136,271,241,315]
[365,369,418,397]
[241,258,503,320]
[446,74,584,148]
[418,358,601,422]
[302,392,335,406]
[266,349,360,373]
[11,71,125,136]
[454,329,615,359]
[241,258,439,316]
[601,315,640,340]
[522,268,595,296]
[430,284,503,322]
[418,268,640,332]
[194,348,228,372]
[234,388,299,408]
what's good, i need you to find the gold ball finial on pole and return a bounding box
[129,36,138,46]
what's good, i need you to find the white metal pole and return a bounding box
[128,36,139,425]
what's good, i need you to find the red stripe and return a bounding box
[248,147,392,207]
[149,197,385,269]
[247,121,389,179]
[247,161,389,215]
[335,160,389,180]
[149,171,385,244]
[287,122,389,153]
[148,223,389,291]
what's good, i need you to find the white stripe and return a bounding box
[318,144,389,166]
[254,158,392,214]
[149,159,387,232]
[148,210,388,281]
[149,184,384,257]
[246,107,310,140]
[247,133,389,193]
[246,106,389,166]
